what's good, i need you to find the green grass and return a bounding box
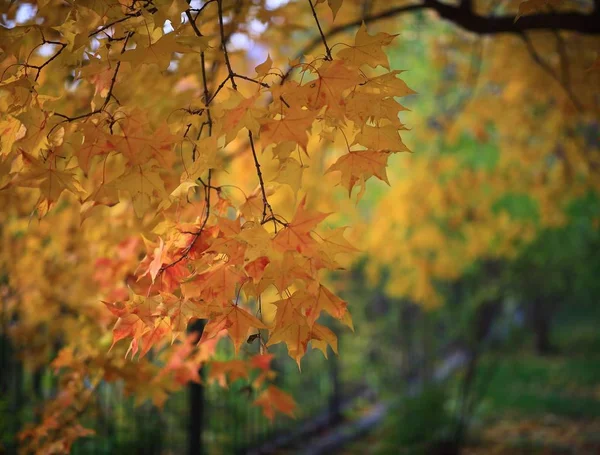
[475,303,600,419]
[476,354,600,418]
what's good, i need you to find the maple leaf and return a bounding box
[78,59,115,99]
[254,386,296,421]
[201,304,267,354]
[238,223,274,262]
[158,180,200,210]
[318,227,360,260]
[138,320,170,358]
[16,108,50,156]
[267,313,311,367]
[76,123,116,175]
[110,314,144,351]
[337,23,397,69]
[80,179,120,223]
[273,197,331,254]
[327,150,391,195]
[0,116,25,156]
[116,161,168,218]
[346,92,406,128]
[181,136,219,182]
[272,157,304,194]
[255,54,273,77]
[301,285,348,326]
[354,124,410,152]
[260,107,317,152]
[111,114,178,169]
[141,237,168,283]
[14,152,86,217]
[263,251,313,294]
[310,322,338,357]
[181,263,246,303]
[300,59,362,117]
[161,333,202,384]
[239,193,266,221]
[119,31,209,70]
[250,353,274,371]
[244,256,270,283]
[315,0,343,20]
[208,360,249,386]
[359,70,416,97]
[219,90,263,144]
[168,297,212,334]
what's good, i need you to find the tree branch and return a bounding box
[519,32,582,111]
[459,0,473,13]
[426,0,600,35]
[303,0,600,61]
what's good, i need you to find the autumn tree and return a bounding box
[1,0,599,453]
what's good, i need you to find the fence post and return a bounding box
[188,319,206,455]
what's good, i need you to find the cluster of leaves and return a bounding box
[0,0,413,450]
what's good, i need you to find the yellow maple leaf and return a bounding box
[119,31,209,70]
[116,161,168,218]
[310,322,338,357]
[338,23,397,69]
[255,54,273,78]
[14,152,86,217]
[354,124,410,152]
[327,150,391,194]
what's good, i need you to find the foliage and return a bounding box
[1,0,599,453]
[0,0,415,450]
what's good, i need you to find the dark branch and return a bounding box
[426,0,600,35]
[304,0,600,61]
[459,0,473,13]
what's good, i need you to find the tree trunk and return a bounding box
[530,297,555,355]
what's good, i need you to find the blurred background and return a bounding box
[2,0,600,454]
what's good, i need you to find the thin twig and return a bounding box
[520,32,582,111]
[217,0,237,89]
[234,73,270,88]
[161,27,217,272]
[248,131,275,227]
[52,31,132,126]
[32,43,66,81]
[308,0,332,60]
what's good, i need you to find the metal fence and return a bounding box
[1,336,371,455]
